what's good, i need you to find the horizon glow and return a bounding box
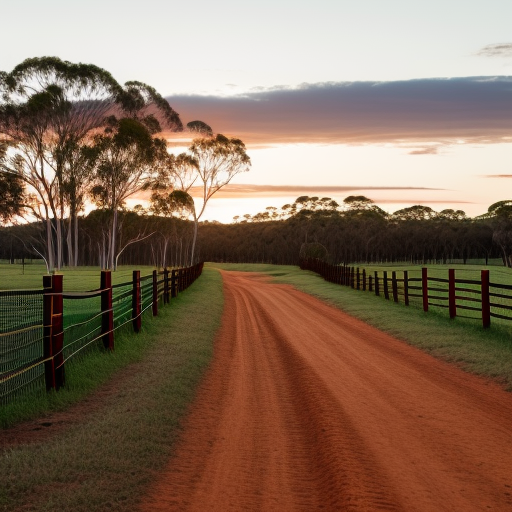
[1,0,511,225]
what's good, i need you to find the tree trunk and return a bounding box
[74,216,79,266]
[190,216,198,266]
[46,218,54,272]
[67,216,73,267]
[110,209,118,270]
[162,238,168,268]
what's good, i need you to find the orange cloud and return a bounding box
[188,184,443,199]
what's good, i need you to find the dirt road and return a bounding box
[140,271,512,512]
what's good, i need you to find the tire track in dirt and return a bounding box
[140,271,512,512]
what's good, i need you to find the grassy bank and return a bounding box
[0,267,223,512]
[212,263,512,390]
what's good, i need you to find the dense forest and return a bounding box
[2,194,511,268]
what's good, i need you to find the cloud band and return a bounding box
[165,77,512,146]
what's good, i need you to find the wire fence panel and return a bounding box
[489,281,512,321]
[0,289,45,403]
[112,283,133,329]
[62,292,103,364]
[141,276,153,314]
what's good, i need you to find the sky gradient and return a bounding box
[2,0,512,222]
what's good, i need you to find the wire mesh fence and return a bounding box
[0,289,46,403]
[62,291,104,365]
[0,263,204,405]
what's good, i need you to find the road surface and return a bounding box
[140,270,512,511]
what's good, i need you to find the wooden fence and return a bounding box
[300,259,512,329]
[0,263,204,403]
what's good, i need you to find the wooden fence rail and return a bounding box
[300,259,511,329]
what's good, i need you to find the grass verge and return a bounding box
[0,267,223,512]
[212,263,512,390]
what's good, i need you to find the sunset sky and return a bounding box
[2,0,512,222]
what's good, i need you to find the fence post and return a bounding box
[101,270,114,351]
[481,270,490,328]
[356,268,360,290]
[171,269,178,298]
[374,271,380,296]
[403,271,409,306]
[152,269,158,316]
[362,269,366,291]
[449,269,456,319]
[163,267,170,304]
[43,274,65,391]
[52,275,64,390]
[422,267,428,312]
[383,271,389,300]
[132,270,141,333]
[369,275,373,292]
[392,271,399,303]
[43,275,54,391]
[179,268,184,292]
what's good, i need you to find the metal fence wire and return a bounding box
[62,291,103,365]
[0,289,45,403]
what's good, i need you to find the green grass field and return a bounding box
[0,262,157,291]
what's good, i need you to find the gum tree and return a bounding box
[152,134,251,265]
[89,116,168,269]
[188,134,251,263]
[0,57,123,269]
[88,81,182,269]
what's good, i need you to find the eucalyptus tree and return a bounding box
[149,153,198,267]
[0,57,123,269]
[187,134,251,264]
[151,134,250,265]
[87,80,183,269]
[89,116,168,269]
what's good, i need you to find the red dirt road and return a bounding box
[140,271,512,511]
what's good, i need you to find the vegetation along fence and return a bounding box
[0,263,204,404]
[300,259,512,329]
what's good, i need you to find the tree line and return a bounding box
[198,195,509,266]
[2,194,511,268]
